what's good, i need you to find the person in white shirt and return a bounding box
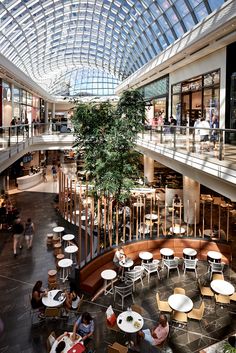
[198,118,210,151]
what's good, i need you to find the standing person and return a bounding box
[12,217,24,257]
[43,165,47,182]
[198,117,210,151]
[51,164,57,181]
[72,312,94,344]
[24,217,35,250]
[138,314,169,347]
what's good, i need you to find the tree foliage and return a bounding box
[72,90,146,202]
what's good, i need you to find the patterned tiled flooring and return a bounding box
[0,177,235,353]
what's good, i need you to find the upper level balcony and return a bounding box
[0,123,235,200]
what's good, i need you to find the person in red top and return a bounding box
[139,314,169,346]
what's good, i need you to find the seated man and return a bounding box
[139,314,169,347]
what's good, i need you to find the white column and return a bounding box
[144,156,154,183]
[52,102,55,121]
[183,176,200,224]
[11,83,14,121]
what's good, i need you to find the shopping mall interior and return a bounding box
[0,1,236,353]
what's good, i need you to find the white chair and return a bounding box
[125,266,144,290]
[114,282,134,309]
[208,262,224,280]
[142,260,160,283]
[164,259,180,278]
[183,258,198,278]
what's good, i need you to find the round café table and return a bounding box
[145,214,158,221]
[160,248,174,259]
[139,251,153,263]
[42,289,66,308]
[117,310,144,347]
[119,259,134,281]
[170,226,185,235]
[65,245,78,263]
[183,248,197,259]
[58,258,73,283]
[53,226,65,242]
[50,332,83,353]
[62,234,75,247]
[210,280,235,296]
[168,294,193,313]
[101,269,117,296]
[207,251,222,263]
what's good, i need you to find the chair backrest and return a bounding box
[126,267,143,280]
[156,292,161,306]
[211,262,223,272]
[174,287,185,295]
[184,259,198,269]
[45,307,60,318]
[46,331,56,352]
[164,259,178,268]
[199,301,205,317]
[115,282,133,297]
[143,262,158,271]
[107,345,119,353]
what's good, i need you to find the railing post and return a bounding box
[150,127,152,141]
[8,127,11,147]
[160,126,163,144]
[173,127,176,149]
[192,128,196,152]
[219,129,223,161]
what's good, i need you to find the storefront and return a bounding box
[139,75,169,127]
[171,69,220,127]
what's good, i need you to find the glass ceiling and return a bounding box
[0,0,225,97]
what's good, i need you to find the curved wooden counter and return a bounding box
[17,170,42,190]
[79,237,232,296]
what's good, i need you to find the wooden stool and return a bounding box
[56,253,65,268]
[46,233,54,246]
[52,235,60,245]
[54,242,62,257]
[48,269,57,289]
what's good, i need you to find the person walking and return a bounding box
[12,217,24,257]
[51,164,57,181]
[24,217,35,250]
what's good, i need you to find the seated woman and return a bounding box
[31,280,46,315]
[113,245,126,275]
[72,312,94,344]
[139,314,169,347]
[64,289,81,311]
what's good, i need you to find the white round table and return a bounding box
[65,245,78,263]
[207,251,222,263]
[204,229,213,237]
[119,259,134,280]
[168,294,193,313]
[170,226,185,234]
[101,269,117,295]
[133,202,144,207]
[58,258,73,283]
[160,248,174,259]
[53,226,65,241]
[183,248,197,259]
[50,332,83,353]
[145,214,158,221]
[42,289,66,308]
[139,251,153,263]
[117,310,144,334]
[62,234,75,246]
[210,280,235,296]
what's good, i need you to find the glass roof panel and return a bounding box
[0,0,225,97]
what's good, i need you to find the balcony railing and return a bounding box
[139,125,236,162]
[0,123,236,164]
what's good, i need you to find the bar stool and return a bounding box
[46,233,54,247]
[62,234,75,247]
[58,258,73,283]
[56,253,65,268]
[53,226,65,242]
[54,242,62,257]
[48,269,58,289]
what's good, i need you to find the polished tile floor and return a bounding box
[0,176,235,353]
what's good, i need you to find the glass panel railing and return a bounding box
[139,125,236,162]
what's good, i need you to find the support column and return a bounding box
[183,176,200,224]
[44,101,48,124]
[52,102,55,121]
[143,156,154,183]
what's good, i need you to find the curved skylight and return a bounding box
[0,0,225,97]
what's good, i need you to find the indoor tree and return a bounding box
[72,89,146,203]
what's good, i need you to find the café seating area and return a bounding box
[0,190,236,353]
